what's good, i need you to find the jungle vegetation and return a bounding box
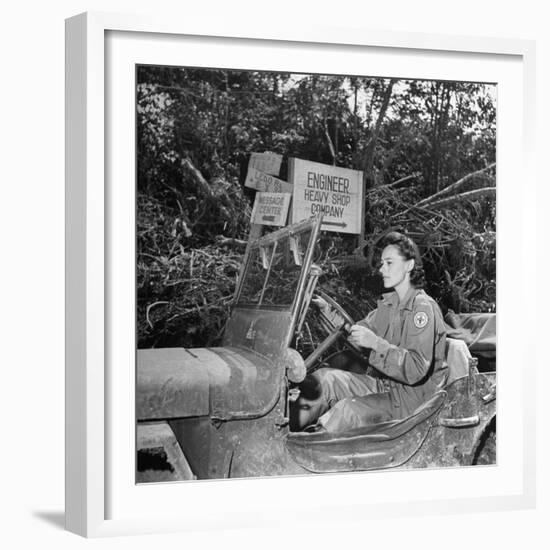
[137,66,496,348]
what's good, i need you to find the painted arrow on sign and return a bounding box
[323,221,348,228]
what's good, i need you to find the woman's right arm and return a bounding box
[356,309,377,331]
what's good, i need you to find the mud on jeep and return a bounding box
[137,215,496,481]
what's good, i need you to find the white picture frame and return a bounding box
[65,11,537,538]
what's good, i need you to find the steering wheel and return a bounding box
[315,290,366,356]
[303,290,367,373]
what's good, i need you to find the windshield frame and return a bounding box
[234,216,323,315]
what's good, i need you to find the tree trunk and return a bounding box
[363,78,396,188]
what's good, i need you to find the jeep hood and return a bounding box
[137,346,284,421]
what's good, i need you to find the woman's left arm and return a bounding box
[367,303,437,385]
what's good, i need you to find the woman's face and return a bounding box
[379,244,413,290]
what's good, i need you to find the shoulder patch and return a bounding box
[413,311,429,329]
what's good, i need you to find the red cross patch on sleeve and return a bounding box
[413,311,429,329]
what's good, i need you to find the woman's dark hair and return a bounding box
[380,231,426,288]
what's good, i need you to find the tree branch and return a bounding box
[416,163,495,207]
[215,235,247,248]
[424,187,496,210]
[386,173,421,189]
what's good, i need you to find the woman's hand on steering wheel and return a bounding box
[348,324,378,349]
[311,295,330,314]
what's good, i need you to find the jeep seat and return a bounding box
[286,390,446,472]
[445,337,471,386]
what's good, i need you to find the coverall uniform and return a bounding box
[315,287,448,432]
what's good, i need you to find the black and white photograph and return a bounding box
[135,66,497,482]
[3,0,546,546]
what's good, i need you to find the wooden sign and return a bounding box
[245,167,293,194]
[249,152,283,176]
[250,192,291,226]
[289,158,364,235]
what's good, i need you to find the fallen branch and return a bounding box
[165,296,233,324]
[415,163,495,207]
[215,235,247,248]
[424,187,496,210]
[146,301,170,329]
[386,173,421,189]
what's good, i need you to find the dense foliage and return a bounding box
[137,66,496,348]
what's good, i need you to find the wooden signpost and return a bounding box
[245,153,364,240]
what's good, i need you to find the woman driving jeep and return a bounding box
[293,231,448,432]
